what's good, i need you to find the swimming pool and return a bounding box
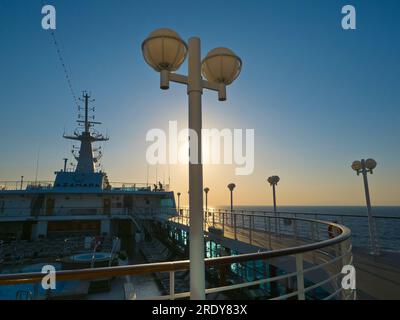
[0,263,84,300]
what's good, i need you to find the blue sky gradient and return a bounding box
[0,0,399,205]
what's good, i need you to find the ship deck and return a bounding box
[352,247,400,300]
[1,210,398,300]
[165,214,400,300]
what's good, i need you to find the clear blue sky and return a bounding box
[0,0,399,205]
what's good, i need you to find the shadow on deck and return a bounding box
[353,247,400,300]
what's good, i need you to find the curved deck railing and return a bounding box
[166,206,399,253]
[0,211,354,300]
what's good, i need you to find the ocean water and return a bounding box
[214,206,400,252]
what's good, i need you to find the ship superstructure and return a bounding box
[0,93,175,248]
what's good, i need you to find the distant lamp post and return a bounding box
[204,188,210,212]
[142,28,241,300]
[177,192,181,213]
[268,176,280,234]
[351,159,379,255]
[227,183,236,212]
[20,176,24,190]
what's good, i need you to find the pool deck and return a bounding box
[86,248,162,300]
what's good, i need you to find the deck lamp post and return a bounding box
[204,187,210,212]
[142,28,242,300]
[227,183,236,212]
[351,159,379,255]
[228,183,237,239]
[268,176,280,234]
[177,192,181,213]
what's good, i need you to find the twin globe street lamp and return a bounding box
[142,28,242,300]
[351,158,379,255]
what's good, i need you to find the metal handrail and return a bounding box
[0,216,351,287]
[201,207,400,220]
[0,181,171,192]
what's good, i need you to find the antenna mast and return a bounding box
[63,91,109,173]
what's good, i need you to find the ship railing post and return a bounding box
[340,240,347,300]
[263,213,267,234]
[234,213,237,240]
[314,214,320,240]
[212,211,215,228]
[277,211,280,236]
[249,214,253,245]
[222,211,225,233]
[311,221,317,263]
[311,221,315,241]
[372,216,380,254]
[296,254,305,300]
[169,270,175,300]
[268,216,272,249]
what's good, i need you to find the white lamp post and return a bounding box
[142,28,242,300]
[351,158,379,255]
[268,175,280,235]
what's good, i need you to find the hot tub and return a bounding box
[62,252,117,269]
[71,252,111,262]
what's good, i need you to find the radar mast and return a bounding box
[63,92,109,173]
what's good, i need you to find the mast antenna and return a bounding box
[63,92,108,173]
[34,148,40,183]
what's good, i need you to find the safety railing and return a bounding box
[0,180,170,192]
[169,207,400,253]
[0,212,354,300]
[107,182,170,192]
[0,181,54,191]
